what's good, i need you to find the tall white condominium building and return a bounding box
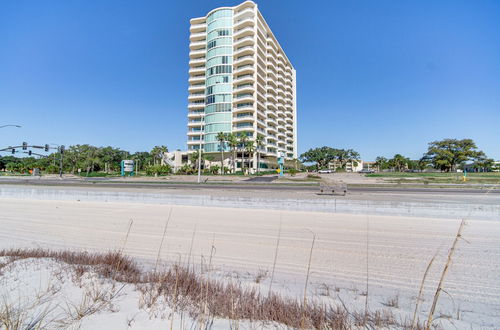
[187,0,297,170]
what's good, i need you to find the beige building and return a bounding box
[328,160,364,172]
[188,1,297,171]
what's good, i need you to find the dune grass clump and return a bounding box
[0,248,406,329]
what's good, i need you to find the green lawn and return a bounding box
[366,172,500,184]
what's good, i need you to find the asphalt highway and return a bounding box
[0,177,498,195]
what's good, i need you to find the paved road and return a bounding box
[0,177,499,195]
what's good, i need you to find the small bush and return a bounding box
[145,165,172,176]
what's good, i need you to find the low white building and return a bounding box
[328,160,364,172]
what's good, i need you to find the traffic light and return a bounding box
[44,144,49,152]
[28,150,32,156]
[22,142,27,150]
[60,145,65,154]
[11,149,15,154]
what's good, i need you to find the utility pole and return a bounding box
[197,145,202,183]
[59,145,65,179]
[197,117,204,184]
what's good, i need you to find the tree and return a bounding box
[190,150,204,170]
[226,133,238,174]
[150,146,168,166]
[216,132,226,175]
[388,154,409,172]
[374,156,389,171]
[238,133,249,174]
[300,146,360,171]
[255,135,265,173]
[473,153,494,172]
[423,138,485,172]
[417,157,431,171]
[300,146,338,170]
[131,151,152,172]
[345,149,360,169]
[245,140,255,174]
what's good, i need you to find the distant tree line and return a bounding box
[299,147,360,171]
[299,138,495,173]
[0,144,171,176]
[374,138,495,172]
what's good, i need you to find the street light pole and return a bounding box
[0,124,21,129]
[197,120,204,184]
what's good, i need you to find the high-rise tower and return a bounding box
[187,1,297,171]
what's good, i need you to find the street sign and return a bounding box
[121,160,135,176]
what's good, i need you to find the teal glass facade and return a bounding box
[204,8,233,153]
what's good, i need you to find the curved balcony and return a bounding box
[266,102,277,111]
[234,54,254,66]
[188,66,205,75]
[266,109,277,118]
[189,48,206,58]
[232,103,254,114]
[188,84,205,92]
[188,93,205,102]
[267,93,277,103]
[189,39,206,50]
[188,111,204,118]
[188,102,205,110]
[234,93,254,104]
[234,74,254,84]
[188,75,205,84]
[233,115,254,124]
[234,6,254,20]
[189,57,205,66]
[190,22,206,34]
[234,17,254,29]
[234,64,254,75]
[234,45,254,57]
[234,83,254,93]
[234,35,254,48]
[267,126,277,134]
[266,117,277,126]
[267,78,277,89]
[232,124,255,134]
[234,26,254,39]
[190,31,206,42]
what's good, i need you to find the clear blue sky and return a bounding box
[1,0,499,160]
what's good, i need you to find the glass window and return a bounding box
[206,65,233,76]
[205,113,231,124]
[205,123,231,133]
[207,46,232,59]
[207,9,233,24]
[207,18,233,31]
[206,75,231,85]
[207,56,232,67]
[205,103,232,114]
[207,29,232,41]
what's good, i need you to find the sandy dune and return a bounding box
[1,197,499,328]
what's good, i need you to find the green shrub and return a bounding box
[145,164,172,176]
[176,164,195,175]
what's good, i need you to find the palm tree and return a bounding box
[390,154,408,172]
[245,140,255,174]
[255,135,264,173]
[226,133,238,174]
[150,146,168,165]
[238,133,249,174]
[216,132,226,175]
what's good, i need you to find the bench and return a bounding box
[318,182,347,196]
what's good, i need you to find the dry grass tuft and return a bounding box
[0,248,407,329]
